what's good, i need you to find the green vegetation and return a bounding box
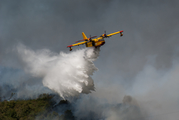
[0,94,75,120]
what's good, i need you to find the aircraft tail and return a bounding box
[82,32,87,39]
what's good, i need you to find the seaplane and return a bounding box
[67,30,123,51]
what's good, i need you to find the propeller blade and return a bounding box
[89,35,97,39]
[75,39,85,43]
[75,36,97,43]
[100,31,107,38]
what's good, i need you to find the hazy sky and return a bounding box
[1,0,179,80]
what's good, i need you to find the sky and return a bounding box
[1,0,179,120]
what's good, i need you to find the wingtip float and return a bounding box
[67,30,123,51]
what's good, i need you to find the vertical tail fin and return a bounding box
[82,32,87,39]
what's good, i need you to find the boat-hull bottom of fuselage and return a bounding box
[85,40,105,48]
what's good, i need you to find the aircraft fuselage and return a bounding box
[85,39,105,47]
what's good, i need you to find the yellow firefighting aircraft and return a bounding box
[67,30,123,51]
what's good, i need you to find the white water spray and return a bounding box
[17,44,99,99]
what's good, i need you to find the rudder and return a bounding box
[82,32,87,39]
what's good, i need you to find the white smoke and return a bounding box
[17,44,99,99]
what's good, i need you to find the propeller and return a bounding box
[100,31,107,38]
[89,35,92,41]
[75,35,97,43]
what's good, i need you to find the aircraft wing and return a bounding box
[67,41,87,48]
[94,30,123,41]
[106,30,123,37]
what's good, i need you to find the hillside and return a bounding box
[0,94,74,120]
